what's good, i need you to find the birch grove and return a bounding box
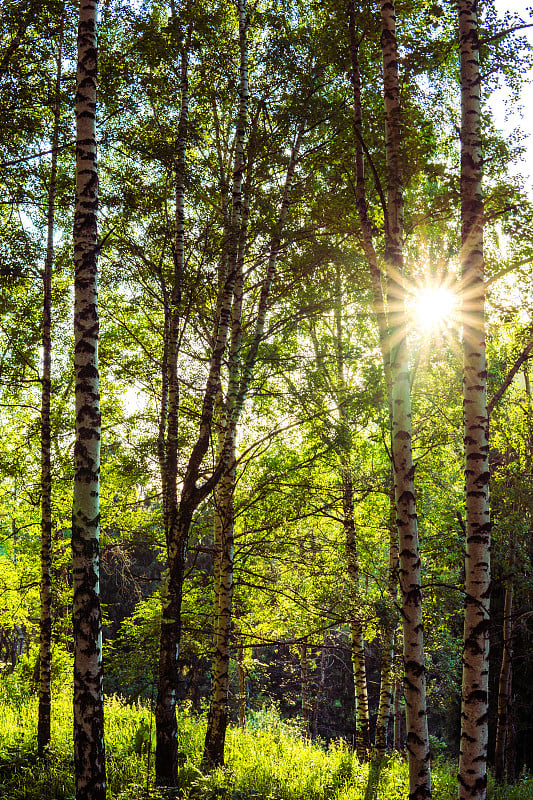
[0,0,532,797]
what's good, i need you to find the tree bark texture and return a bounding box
[72,2,106,799]
[380,1,431,795]
[38,16,62,755]
[458,4,490,799]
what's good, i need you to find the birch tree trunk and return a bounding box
[203,438,236,765]
[203,156,250,766]
[393,675,403,752]
[202,115,305,766]
[237,637,246,728]
[332,270,370,760]
[347,10,399,757]
[380,1,431,794]
[458,4,490,799]
[347,5,391,397]
[375,625,394,757]
[38,15,62,756]
[375,508,399,756]
[72,2,106,798]
[299,642,312,738]
[343,471,370,760]
[164,35,188,548]
[494,577,513,783]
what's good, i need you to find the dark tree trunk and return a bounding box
[299,642,312,739]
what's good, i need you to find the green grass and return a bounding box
[0,680,531,800]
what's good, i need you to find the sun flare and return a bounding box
[414,286,456,330]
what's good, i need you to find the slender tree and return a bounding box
[494,549,514,784]
[203,115,306,766]
[347,1,430,782]
[380,1,431,793]
[38,9,63,756]
[155,0,249,783]
[332,270,370,760]
[72,1,106,798]
[458,2,490,798]
[347,5,398,758]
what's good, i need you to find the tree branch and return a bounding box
[488,336,533,416]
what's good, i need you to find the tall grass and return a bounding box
[0,680,530,800]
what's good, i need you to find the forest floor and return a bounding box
[0,679,531,800]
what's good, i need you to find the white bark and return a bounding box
[458,3,490,799]
[72,1,106,798]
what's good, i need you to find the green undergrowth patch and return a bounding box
[0,683,531,800]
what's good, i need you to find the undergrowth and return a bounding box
[0,679,531,800]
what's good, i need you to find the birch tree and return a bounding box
[347,5,398,759]
[380,4,431,790]
[345,1,431,784]
[331,270,370,760]
[457,3,490,798]
[72,1,106,798]
[38,10,63,756]
[203,117,306,765]
[155,0,249,784]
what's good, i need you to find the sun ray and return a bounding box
[412,286,457,331]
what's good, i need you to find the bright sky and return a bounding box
[492,0,533,195]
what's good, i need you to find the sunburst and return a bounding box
[413,286,457,331]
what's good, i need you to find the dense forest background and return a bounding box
[1,0,533,799]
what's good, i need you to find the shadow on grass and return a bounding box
[363,755,384,800]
